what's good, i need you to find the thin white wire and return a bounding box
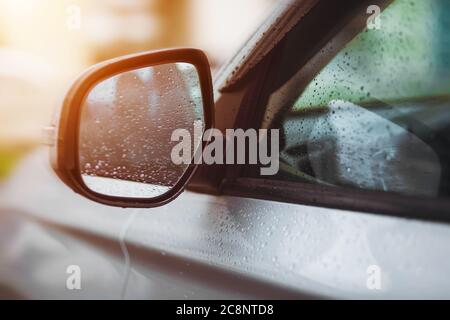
[119,210,138,299]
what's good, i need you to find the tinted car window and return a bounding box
[259,0,450,199]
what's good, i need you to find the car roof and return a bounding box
[215,0,318,92]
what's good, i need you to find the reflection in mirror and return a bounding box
[79,63,204,199]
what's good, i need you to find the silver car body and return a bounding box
[0,0,449,299]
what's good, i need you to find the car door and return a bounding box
[192,0,450,298]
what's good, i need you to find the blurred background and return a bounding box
[0,0,277,181]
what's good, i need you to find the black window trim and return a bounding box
[219,0,450,224]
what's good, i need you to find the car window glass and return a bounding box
[257,0,450,199]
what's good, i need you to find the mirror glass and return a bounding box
[79,63,204,199]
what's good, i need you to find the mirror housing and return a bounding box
[51,48,214,208]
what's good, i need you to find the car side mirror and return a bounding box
[50,48,214,208]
